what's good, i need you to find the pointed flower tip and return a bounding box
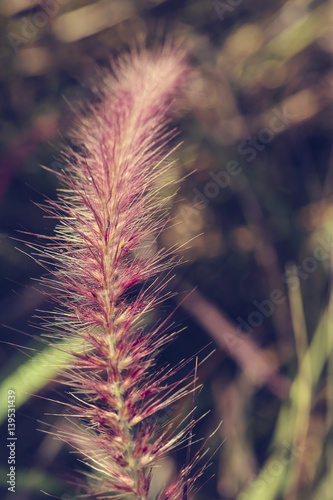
[108,44,190,113]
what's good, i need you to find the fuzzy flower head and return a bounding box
[34,43,200,500]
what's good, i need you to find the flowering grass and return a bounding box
[29,44,203,499]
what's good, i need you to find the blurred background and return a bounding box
[1,0,333,499]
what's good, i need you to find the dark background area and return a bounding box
[1,0,333,499]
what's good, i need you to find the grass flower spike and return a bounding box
[36,44,195,499]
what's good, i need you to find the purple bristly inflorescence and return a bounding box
[34,44,201,500]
